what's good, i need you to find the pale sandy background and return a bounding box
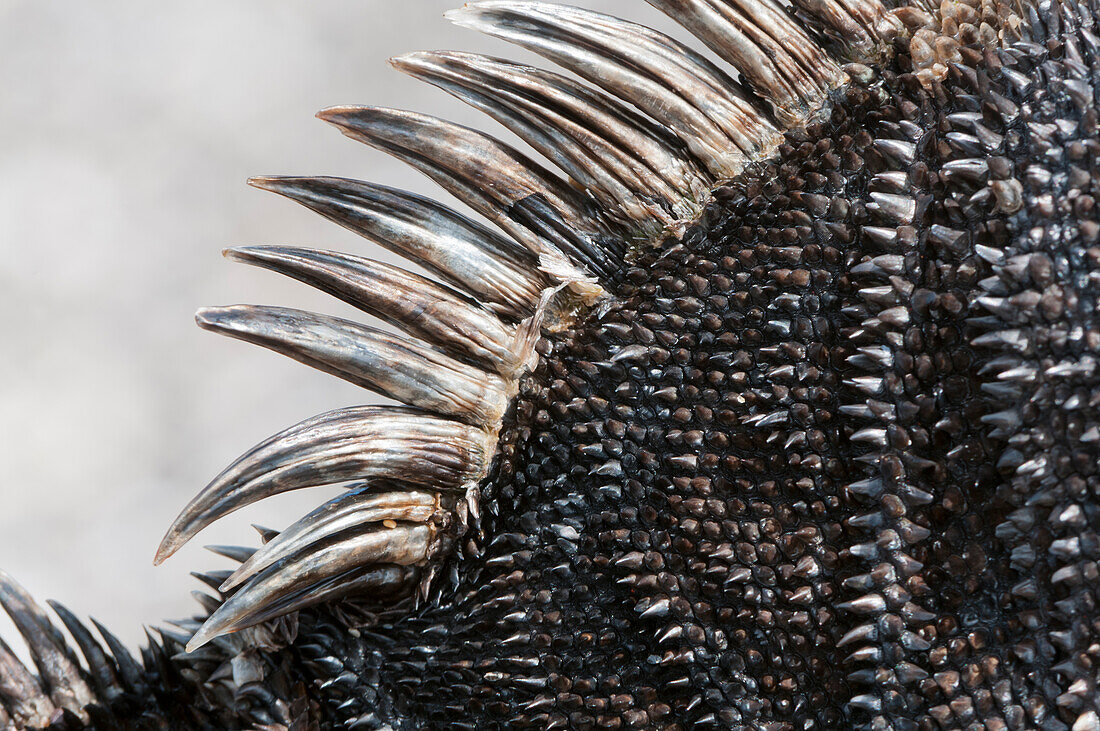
[0,1,688,656]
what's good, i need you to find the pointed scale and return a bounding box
[194,305,510,426]
[0,635,56,728]
[221,487,442,591]
[226,246,524,374]
[248,176,545,320]
[187,527,430,651]
[88,619,145,694]
[46,602,123,703]
[0,570,95,719]
[203,545,257,564]
[190,564,416,652]
[391,50,711,210]
[155,406,489,563]
[316,107,612,278]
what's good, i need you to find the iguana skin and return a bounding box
[5,0,1100,729]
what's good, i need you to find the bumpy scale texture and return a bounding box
[284,10,1100,731]
[1,0,1099,729]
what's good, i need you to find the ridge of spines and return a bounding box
[837,82,945,727]
[0,571,172,728]
[0,2,914,712]
[644,0,846,124]
[966,6,1100,727]
[447,1,779,178]
[390,50,709,232]
[244,176,549,319]
[145,0,899,658]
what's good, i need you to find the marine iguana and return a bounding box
[1,0,1098,728]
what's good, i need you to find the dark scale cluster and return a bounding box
[281,5,1100,730]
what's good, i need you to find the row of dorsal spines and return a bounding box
[154,0,902,651]
[0,565,301,728]
[0,570,155,728]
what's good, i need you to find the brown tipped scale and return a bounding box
[644,0,844,123]
[194,305,510,426]
[446,1,775,177]
[154,406,488,564]
[0,571,95,721]
[247,176,545,320]
[221,487,442,592]
[225,246,523,374]
[253,524,281,544]
[187,524,434,651]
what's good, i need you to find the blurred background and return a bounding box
[0,0,687,654]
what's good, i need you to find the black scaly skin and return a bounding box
[20,1,1100,729]
[273,8,1100,731]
